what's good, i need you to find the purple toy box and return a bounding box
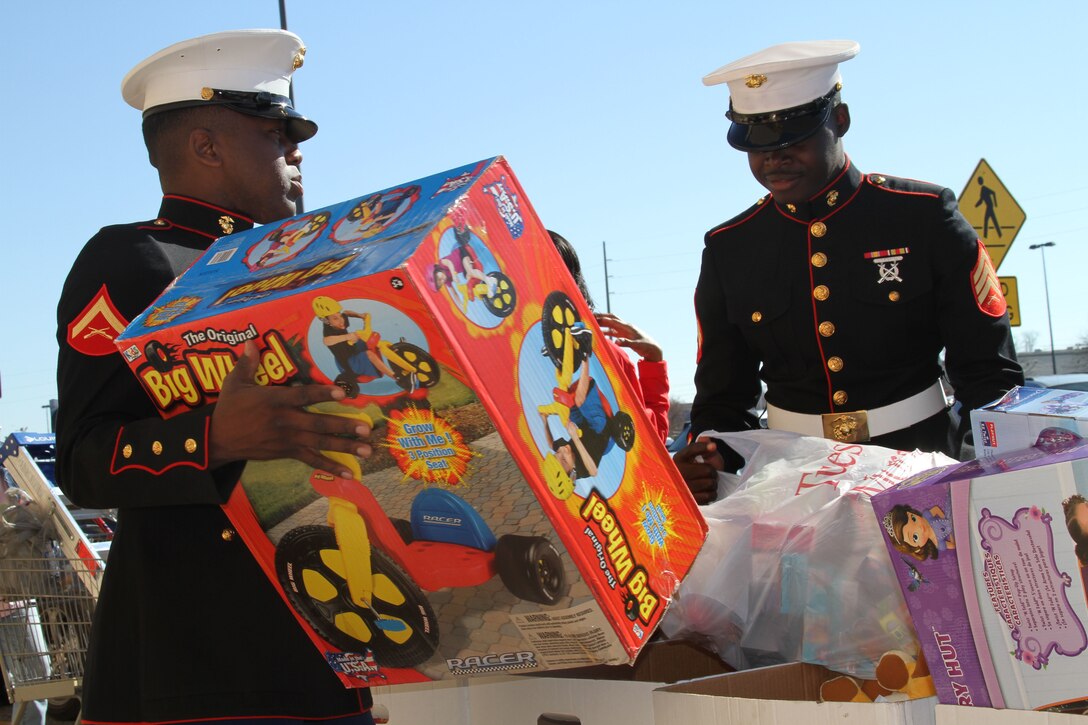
[971,385,1088,461]
[872,430,1088,712]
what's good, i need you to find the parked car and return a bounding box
[666,421,692,453]
[1025,373,1088,392]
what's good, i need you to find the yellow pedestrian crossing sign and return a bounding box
[957,159,1026,271]
[999,276,1020,327]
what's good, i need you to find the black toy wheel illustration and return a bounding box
[334,372,360,399]
[388,342,440,391]
[624,594,640,622]
[275,525,439,668]
[610,411,636,451]
[540,291,591,370]
[495,534,568,605]
[482,271,517,318]
[144,340,175,373]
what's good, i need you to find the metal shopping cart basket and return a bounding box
[0,431,113,723]
[0,543,96,721]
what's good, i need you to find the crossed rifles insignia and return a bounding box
[67,285,128,357]
[863,247,910,285]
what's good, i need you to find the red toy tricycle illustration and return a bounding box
[275,410,569,667]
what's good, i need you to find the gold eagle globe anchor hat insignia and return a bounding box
[702,40,859,152]
[121,29,317,143]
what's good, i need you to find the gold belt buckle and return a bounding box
[821,410,870,442]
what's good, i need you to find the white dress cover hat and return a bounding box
[703,40,859,151]
[122,29,317,142]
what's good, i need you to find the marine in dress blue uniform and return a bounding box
[681,41,1023,491]
[56,31,374,723]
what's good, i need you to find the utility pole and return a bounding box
[278,0,304,213]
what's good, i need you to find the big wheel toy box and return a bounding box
[871,431,1088,712]
[114,157,708,688]
[971,386,1088,460]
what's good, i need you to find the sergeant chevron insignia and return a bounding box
[971,242,1007,317]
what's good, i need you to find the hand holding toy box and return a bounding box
[872,429,1088,713]
[114,157,707,688]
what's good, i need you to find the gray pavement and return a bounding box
[0,701,74,724]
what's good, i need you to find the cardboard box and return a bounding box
[971,386,1088,459]
[872,435,1088,711]
[370,640,732,724]
[936,703,1088,724]
[531,638,734,683]
[370,675,661,725]
[652,662,937,724]
[114,157,707,688]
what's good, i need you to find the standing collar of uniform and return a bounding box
[773,156,863,223]
[151,195,256,240]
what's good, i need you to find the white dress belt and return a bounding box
[765,380,949,442]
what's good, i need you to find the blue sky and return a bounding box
[4,0,1086,434]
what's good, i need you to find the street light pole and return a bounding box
[1029,242,1057,374]
[602,241,612,314]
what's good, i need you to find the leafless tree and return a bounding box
[1017,330,1039,353]
[667,397,691,437]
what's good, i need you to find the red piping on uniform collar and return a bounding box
[161,194,255,224]
[707,199,772,238]
[773,156,861,224]
[164,222,221,240]
[811,156,852,202]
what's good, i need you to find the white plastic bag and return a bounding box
[661,430,956,677]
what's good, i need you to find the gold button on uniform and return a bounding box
[888,291,901,302]
[221,528,235,542]
[751,311,763,323]
[827,356,844,372]
[122,444,133,459]
[833,390,849,406]
[813,285,830,301]
[810,221,827,237]
[811,252,827,268]
[152,441,163,455]
[185,438,198,454]
[818,321,836,337]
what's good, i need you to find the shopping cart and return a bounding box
[0,446,109,722]
[0,549,95,722]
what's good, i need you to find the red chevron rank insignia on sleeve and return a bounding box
[971,241,1007,318]
[68,284,129,356]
